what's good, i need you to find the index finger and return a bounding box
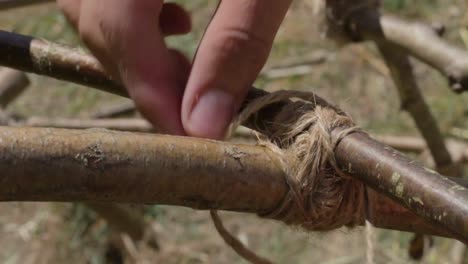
[181,0,292,138]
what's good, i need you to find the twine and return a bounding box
[211,90,367,263]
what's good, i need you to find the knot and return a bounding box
[233,90,366,230]
[213,90,367,263]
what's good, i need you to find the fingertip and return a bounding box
[182,89,236,139]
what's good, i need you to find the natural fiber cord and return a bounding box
[211,90,367,263]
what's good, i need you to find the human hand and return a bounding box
[58,0,291,139]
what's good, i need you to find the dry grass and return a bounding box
[0,1,467,263]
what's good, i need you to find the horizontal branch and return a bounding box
[0,0,53,10]
[0,126,464,239]
[375,135,468,164]
[0,127,287,213]
[0,31,124,97]
[9,115,468,164]
[12,115,468,164]
[349,11,468,93]
[1,31,468,242]
[16,117,154,132]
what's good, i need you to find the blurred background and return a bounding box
[0,0,467,263]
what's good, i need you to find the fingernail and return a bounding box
[187,89,235,139]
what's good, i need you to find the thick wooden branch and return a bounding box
[0,126,465,239]
[9,115,468,164]
[0,0,53,10]
[348,10,468,93]
[0,127,287,213]
[1,31,468,242]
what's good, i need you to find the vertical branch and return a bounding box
[86,203,158,249]
[376,43,457,176]
[375,21,460,262]
[0,67,29,108]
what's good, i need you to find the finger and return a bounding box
[57,0,82,26]
[169,49,192,86]
[160,3,192,36]
[182,0,292,139]
[78,0,188,134]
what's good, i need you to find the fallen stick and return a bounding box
[0,67,29,108]
[1,31,468,242]
[0,126,464,239]
[0,0,53,10]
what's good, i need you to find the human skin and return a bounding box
[57,0,292,139]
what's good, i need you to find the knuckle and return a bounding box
[213,27,271,66]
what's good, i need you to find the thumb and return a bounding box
[181,0,291,139]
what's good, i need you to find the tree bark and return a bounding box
[0,126,466,240]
